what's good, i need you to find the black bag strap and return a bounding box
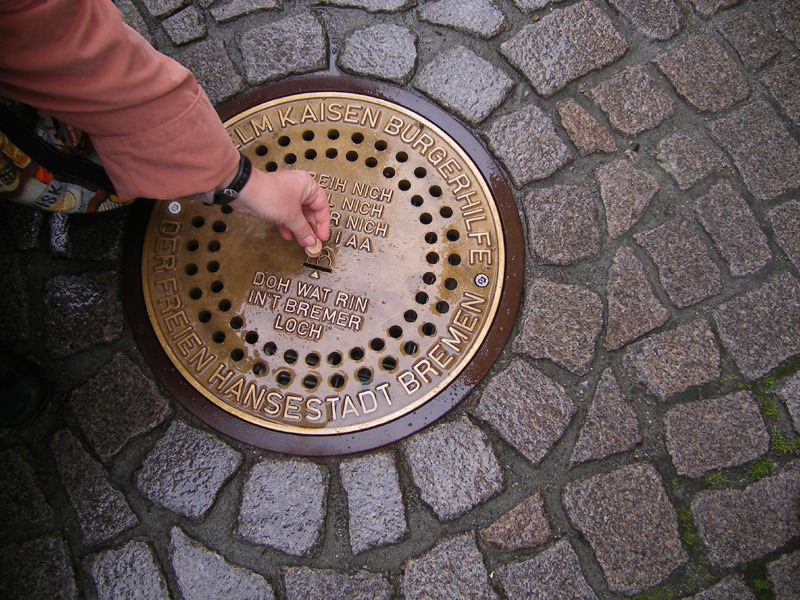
[0,103,117,193]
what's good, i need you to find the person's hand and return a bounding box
[228,169,330,248]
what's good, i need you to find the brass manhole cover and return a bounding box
[125,78,523,455]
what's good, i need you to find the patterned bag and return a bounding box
[0,95,133,213]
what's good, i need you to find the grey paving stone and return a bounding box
[509,0,553,11]
[417,0,507,39]
[237,457,328,556]
[763,59,800,127]
[687,0,741,18]
[43,271,123,357]
[210,0,280,23]
[0,202,42,254]
[570,369,642,466]
[623,319,721,400]
[512,278,603,375]
[0,447,53,534]
[0,535,77,600]
[609,0,684,40]
[776,372,800,434]
[634,218,722,308]
[401,532,498,600]
[714,272,800,380]
[479,491,554,551]
[51,429,138,545]
[562,462,688,594]
[499,0,627,98]
[86,540,169,600]
[483,103,572,187]
[775,0,800,45]
[414,45,513,125]
[771,199,800,271]
[555,98,616,157]
[401,415,503,520]
[708,100,800,201]
[337,24,417,85]
[665,391,769,478]
[48,210,127,261]
[718,11,781,70]
[162,4,206,45]
[237,13,327,85]
[339,451,407,554]
[177,39,245,106]
[656,132,725,191]
[768,549,800,600]
[318,0,414,11]
[605,246,670,351]
[654,35,749,112]
[474,358,576,465]
[695,181,771,277]
[283,567,392,600]
[117,0,154,43]
[493,538,598,600]
[585,65,674,137]
[691,460,800,567]
[170,527,275,600]
[0,254,30,343]
[135,420,242,521]
[70,353,172,463]
[595,158,659,239]
[523,185,601,266]
[141,0,189,18]
[688,575,756,600]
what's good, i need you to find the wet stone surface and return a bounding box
[401,532,498,600]
[86,540,169,600]
[479,491,553,551]
[624,319,721,400]
[474,358,576,466]
[664,391,770,478]
[337,24,417,84]
[570,368,642,466]
[283,567,392,600]
[714,272,800,380]
[692,461,800,567]
[70,353,172,462]
[708,100,800,201]
[170,527,275,600]
[655,132,725,191]
[555,97,617,157]
[608,0,684,40]
[499,0,627,98]
[695,181,772,277]
[494,538,598,600]
[654,35,750,112]
[237,457,329,556]
[0,535,77,600]
[763,59,800,127]
[51,429,138,545]
[775,0,800,44]
[483,103,572,187]
[416,0,508,39]
[512,278,603,375]
[718,11,781,70]
[401,416,503,520]
[770,198,800,271]
[595,158,659,239]
[135,420,242,521]
[585,65,675,137]
[635,218,722,308]
[563,462,688,594]
[523,185,601,266]
[339,451,407,554]
[413,45,514,125]
[604,246,670,351]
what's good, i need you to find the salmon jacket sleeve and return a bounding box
[0,0,240,200]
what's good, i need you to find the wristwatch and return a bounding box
[211,152,252,205]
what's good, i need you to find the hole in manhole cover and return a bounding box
[124,77,523,456]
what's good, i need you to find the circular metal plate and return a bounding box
[125,78,523,455]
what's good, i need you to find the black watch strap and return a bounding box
[213,152,252,205]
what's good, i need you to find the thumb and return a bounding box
[281,210,317,247]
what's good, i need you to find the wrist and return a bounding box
[204,152,252,206]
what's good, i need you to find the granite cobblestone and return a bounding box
[86,540,170,600]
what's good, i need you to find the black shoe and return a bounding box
[0,348,51,428]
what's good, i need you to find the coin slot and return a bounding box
[303,261,333,273]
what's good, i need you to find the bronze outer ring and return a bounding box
[123,76,524,456]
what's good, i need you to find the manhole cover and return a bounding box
[124,78,523,455]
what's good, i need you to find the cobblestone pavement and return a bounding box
[2,0,800,598]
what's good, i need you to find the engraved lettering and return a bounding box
[306,397,324,422]
[242,383,267,412]
[278,107,297,128]
[187,345,215,372]
[208,363,235,390]
[283,394,302,421]
[265,391,282,416]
